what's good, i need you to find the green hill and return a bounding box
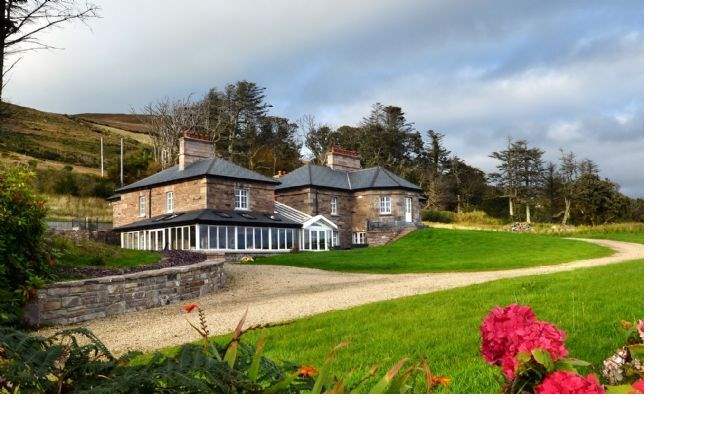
[0,102,151,169]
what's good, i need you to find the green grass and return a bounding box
[255,227,613,273]
[154,260,643,393]
[51,235,161,270]
[570,232,644,244]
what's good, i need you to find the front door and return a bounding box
[405,197,413,223]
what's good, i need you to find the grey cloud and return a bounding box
[5,0,643,196]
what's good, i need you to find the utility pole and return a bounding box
[120,138,124,187]
[100,137,105,177]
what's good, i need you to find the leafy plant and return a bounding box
[0,165,53,326]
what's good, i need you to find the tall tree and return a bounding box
[558,149,579,225]
[357,103,420,172]
[489,138,524,219]
[299,114,334,165]
[448,156,487,212]
[572,173,626,225]
[416,130,450,209]
[142,95,204,167]
[1,0,100,102]
[542,161,565,221]
[517,145,545,223]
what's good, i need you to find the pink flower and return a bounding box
[480,304,568,379]
[632,378,644,394]
[536,371,605,394]
[637,320,644,340]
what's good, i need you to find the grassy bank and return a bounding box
[44,194,113,221]
[425,221,643,244]
[255,227,613,273]
[154,260,643,393]
[52,235,160,270]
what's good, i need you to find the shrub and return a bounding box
[421,209,455,223]
[0,165,53,326]
[421,209,503,226]
[479,304,644,394]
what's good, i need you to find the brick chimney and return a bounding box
[326,146,361,171]
[179,131,214,170]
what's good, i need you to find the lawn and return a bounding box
[569,231,644,244]
[254,227,613,273]
[156,260,643,393]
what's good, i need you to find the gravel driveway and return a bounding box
[37,238,643,354]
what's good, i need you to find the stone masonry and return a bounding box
[23,259,226,327]
[275,186,422,248]
[112,177,276,227]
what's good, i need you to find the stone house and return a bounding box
[274,147,424,248]
[111,134,423,253]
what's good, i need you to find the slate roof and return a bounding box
[276,164,422,192]
[112,208,301,231]
[115,158,279,193]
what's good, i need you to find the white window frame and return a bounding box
[235,184,249,210]
[379,196,392,215]
[139,195,146,217]
[331,196,338,215]
[166,191,174,213]
[353,231,367,245]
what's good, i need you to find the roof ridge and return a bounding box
[379,166,403,187]
[369,166,381,187]
[207,157,218,173]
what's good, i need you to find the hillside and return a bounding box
[0,102,151,169]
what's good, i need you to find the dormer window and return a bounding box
[235,184,249,210]
[139,195,146,217]
[379,196,392,215]
[166,191,174,213]
[331,196,338,215]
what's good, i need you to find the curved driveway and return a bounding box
[39,238,643,354]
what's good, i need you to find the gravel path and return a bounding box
[37,238,643,354]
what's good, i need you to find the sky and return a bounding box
[5,0,644,197]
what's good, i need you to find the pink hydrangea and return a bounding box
[480,304,568,379]
[536,371,605,394]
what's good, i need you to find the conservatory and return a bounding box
[117,208,337,253]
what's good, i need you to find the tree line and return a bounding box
[141,79,641,225]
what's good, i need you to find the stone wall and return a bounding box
[112,178,207,227]
[23,259,226,327]
[50,228,120,246]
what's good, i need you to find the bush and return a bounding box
[421,209,455,223]
[480,304,644,394]
[0,165,53,326]
[421,209,503,226]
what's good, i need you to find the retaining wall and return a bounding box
[24,259,226,327]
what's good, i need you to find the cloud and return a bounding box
[5,0,643,196]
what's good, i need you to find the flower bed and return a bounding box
[54,250,207,280]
